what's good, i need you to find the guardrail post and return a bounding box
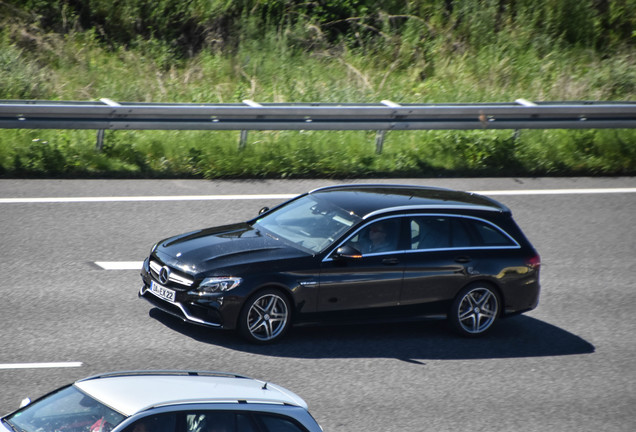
[375,130,386,154]
[511,99,537,143]
[239,130,248,150]
[238,100,263,150]
[375,100,401,154]
[96,129,105,151]
[95,98,121,152]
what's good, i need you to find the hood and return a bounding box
[153,223,308,275]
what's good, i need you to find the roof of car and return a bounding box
[74,371,308,417]
[309,184,509,218]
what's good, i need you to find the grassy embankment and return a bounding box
[0,0,635,178]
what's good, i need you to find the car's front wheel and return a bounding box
[239,289,291,344]
[450,283,500,336]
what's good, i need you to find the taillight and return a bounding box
[527,254,541,270]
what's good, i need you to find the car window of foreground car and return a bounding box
[4,385,126,432]
[119,410,312,432]
[254,194,361,254]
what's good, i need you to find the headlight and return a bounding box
[191,277,242,296]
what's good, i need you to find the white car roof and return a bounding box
[74,371,308,417]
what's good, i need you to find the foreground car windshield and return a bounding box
[5,386,126,432]
[254,194,360,253]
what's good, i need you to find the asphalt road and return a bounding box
[1,177,635,432]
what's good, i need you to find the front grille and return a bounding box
[149,260,194,287]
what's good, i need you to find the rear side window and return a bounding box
[409,216,471,249]
[123,410,311,432]
[408,215,516,250]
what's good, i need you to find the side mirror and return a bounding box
[259,206,270,215]
[332,245,362,259]
[19,397,31,408]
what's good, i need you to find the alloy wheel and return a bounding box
[453,286,499,335]
[244,292,290,343]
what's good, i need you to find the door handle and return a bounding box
[382,258,400,265]
[455,256,471,263]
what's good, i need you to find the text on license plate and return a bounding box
[150,281,176,302]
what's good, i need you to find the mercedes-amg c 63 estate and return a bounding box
[140,184,540,343]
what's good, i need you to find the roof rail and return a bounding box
[309,183,453,194]
[140,397,300,412]
[362,204,507,219]
[78,370,252,382]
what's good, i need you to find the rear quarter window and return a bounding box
[467,219,517,246]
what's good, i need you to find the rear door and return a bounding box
[400,215,473,309]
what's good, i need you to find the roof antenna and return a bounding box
[262,382,268,390]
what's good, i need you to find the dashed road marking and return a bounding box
[94,261,143,270]
[0,362,83,370]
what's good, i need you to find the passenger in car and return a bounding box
[364,221,398,253]
[131,422,148,432]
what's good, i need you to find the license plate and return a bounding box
[150,281,176,303]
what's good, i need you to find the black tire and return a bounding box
[239,288,291,344]
[450,283,500,337]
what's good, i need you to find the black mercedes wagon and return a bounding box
[140,184,540,343]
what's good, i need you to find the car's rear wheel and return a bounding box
[450,283,500,336]
[239,289,291,344]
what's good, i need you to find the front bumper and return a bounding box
[139,283,224,328]
[139,258,240,329]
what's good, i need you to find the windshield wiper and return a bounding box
[3,419,25,432]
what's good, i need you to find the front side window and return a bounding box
[124,413,177,432]
[344,219,401,255]
[185,411,241,432]
[4,386,126,432]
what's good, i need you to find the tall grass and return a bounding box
[0,0,634,178]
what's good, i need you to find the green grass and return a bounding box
[3,127,634,179]
[0,0,634,178]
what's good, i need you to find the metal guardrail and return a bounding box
[1,99,634,152]
[1,99,635,130]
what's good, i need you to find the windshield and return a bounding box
[254,194,361,253]
[5,385,126,432]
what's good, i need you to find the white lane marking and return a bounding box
[0,362,83,370]
[475,188,636,195]
[0,188,635,204]
[94,261,143,270]
[0,194,296,204]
